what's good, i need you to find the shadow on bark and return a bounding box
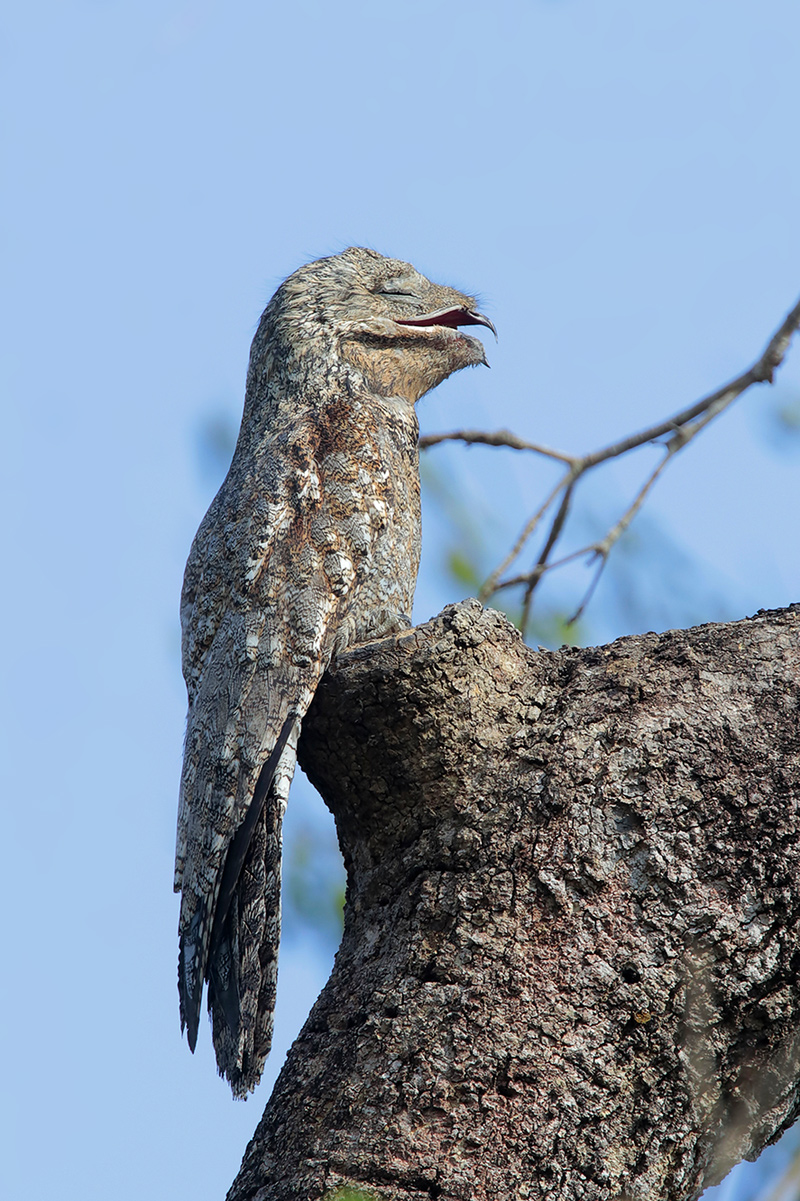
[228,599,800,1201]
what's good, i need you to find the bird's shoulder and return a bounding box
[179,388,418,697]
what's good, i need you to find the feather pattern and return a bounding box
[175,247,492,1094]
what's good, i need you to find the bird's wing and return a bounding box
[173,461,297,891]
[174,437,344,1058]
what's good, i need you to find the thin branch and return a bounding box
[594,449,673,555]
[421,293,800,634]
[478,468,575,602]
[566,556,606,627]
[505,413,726,632]
[566,448,675,625]
[519,480,576,632]
[419,428,574,464]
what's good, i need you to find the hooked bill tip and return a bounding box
[466,310,498,340]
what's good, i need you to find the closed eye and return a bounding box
[379,290,419,302]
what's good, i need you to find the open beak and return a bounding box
[396,306,497,339]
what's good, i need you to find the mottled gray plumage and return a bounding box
[175,246,494,1095]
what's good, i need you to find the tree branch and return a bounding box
[228,599,800,1201]
[421,294,800,633]
[419,427,573,464]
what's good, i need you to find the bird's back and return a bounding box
[174,247,491,1095]
[177,386,422,1093]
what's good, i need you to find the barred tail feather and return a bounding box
[208,722,298,1096]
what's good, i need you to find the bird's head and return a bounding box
[258,247,495,404]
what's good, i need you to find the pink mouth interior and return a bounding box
[397,307,476,330]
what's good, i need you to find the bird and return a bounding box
[174,246,495,1096]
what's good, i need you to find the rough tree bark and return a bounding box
[227,599,800,1201]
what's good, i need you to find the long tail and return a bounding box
[206,716,299,1096]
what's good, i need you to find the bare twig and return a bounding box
[421,294,800,636]
[519,479,576,632]
[480,467,575,601]
[419,428,573,464]
[565,448,674,624]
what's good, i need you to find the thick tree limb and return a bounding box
[228,599,800,1201]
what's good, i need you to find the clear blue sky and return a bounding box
[3,3,800,1199]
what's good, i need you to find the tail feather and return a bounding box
[207,899,241,1042]
[178,907,204,1052]
[205,717,298,1096]
[208,714,296,962]
[177,714,297,1082]
[209,768,287,1094]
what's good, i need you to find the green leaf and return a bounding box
[446,548,481,588]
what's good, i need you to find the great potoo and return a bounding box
[175,246,495,1096]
